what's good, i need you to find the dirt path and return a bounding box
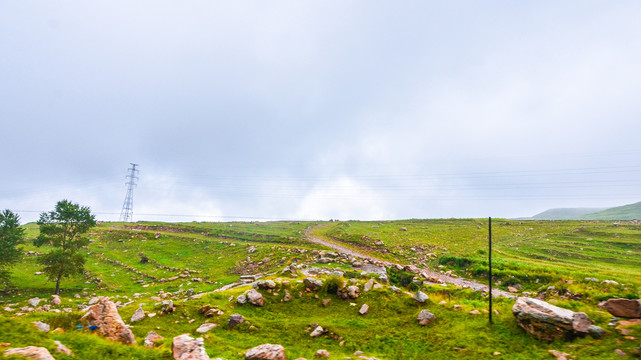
[305,227,515,299]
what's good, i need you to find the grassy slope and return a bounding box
[1,220,640,359]
[528,208,608,220]
[583,201,641,220]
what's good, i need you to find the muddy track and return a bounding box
[305,227,515,299]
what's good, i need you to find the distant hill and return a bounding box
[583,201,641,220]
[520,201,641,220]
[528,207,608,220]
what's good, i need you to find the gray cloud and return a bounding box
[2,1,641,222]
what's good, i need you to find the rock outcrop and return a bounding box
[80,298,136,344]
[245,344,286,360]
[172,334,210,360]
[4,346,55,360]
[599,298,641,318]
[512,297,603,341]
[417,309,435,326]
[304,277,323,292]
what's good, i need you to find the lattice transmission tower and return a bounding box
[119,163,139,222]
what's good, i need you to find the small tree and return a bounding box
[0,210,25,289]
[34,200,96,294]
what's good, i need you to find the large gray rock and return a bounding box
[228,314,245,328]
[598,298,641,318]
[512,297,602,341]
[4,346,55,360]
[414,291,429,303]
[131,306,146,322]
[247,289,264,307]
[237,295,247,305]
[245,344,285,360]
[196,323,217,333]
[417,309,436,326]
[304,277,323,291]
[144,331,164,348]
[172,334,210,360]
[80,298,136,344]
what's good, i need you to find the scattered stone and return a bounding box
[172,334,209,360]
[88,297,100,305]
[32,321,50,332]
[283,292,293,302]
[508,286,519,293]
[27,298,41,308]
[339,285,360,300]
[599,298,641,318]
[314,349,330,358]
[196,323,217,333]
[237,295,247,305]
[228,314,245,328]
[304,278,323,292]
[245,344,286,360]
[389,286,400,293]
[548,349,571,360]
[417,309,435,326]
[247,289,265,307]
[512,297,601,341]
[54,341,71,355]
[399,227,407,231]
[414,291,429,303]
[131,306,146,322]
[364,279,374,292]
[359,304,369,315]
[80,298,136,344]
[4,346,55,360]
[144,331,164,348]
[614,349,627,357]
[321,299,331,307]
[255,280,276,290]
[161,300,176,314]
[469,310,481,315]
[50,295,61,306]
[310,325,325,338]
[439,301,447,305]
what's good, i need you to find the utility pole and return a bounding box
[119,163,139,222]
[489,216,493,324]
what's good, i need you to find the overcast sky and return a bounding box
[2,1,641,223]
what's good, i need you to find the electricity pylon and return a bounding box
[119,163,139,222]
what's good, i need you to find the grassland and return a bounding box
[1,219,640,359]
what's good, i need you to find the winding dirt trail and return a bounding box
[305,227,515,299]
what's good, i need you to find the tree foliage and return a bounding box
[34,200,96,294]
[0,209,25,286]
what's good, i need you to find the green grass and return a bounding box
[1,220,640,359]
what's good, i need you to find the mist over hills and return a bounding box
[525,201,641,220]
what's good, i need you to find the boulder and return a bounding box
[54,340,71,355]
[237,295,247,305]
[304,278,323,292]
[172,334,209,360]
[131,306,146,322]
[228,314,245,328]
[247,289,265,307]
[80,298,136,344]
[314,349,330,358]
[364,279,374,292]
[4,346,55,360]
[27,298,41,307]
[359,304,369,315]
[32,321,50,332]
[417,309,435,326]
[598,298,641,318]
[310,325,324,337]
[338,285,359,300]
[414,291,429,303]
[196,323,217,333]
[50,295,61,306]
[245,344,286,360]
[512,297,602,341]
[144,331,164,347]
[255,280,276,290]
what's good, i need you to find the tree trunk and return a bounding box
[55,277,61,295]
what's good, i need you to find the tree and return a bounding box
[0,210,25,288]
[34,200,96,294]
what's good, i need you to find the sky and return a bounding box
[2,1,641,223]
